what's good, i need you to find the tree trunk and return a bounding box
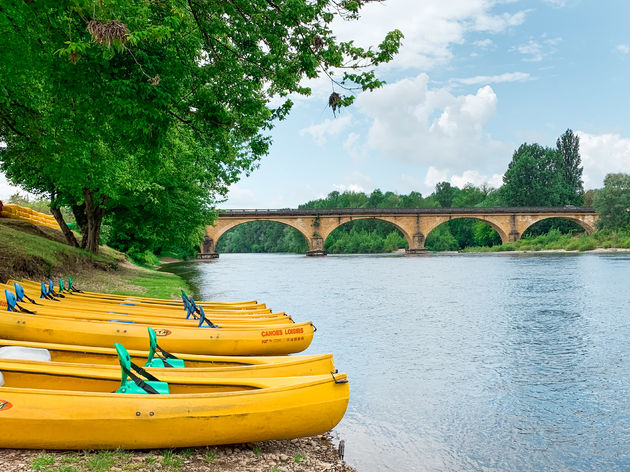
[83,188,105,254]
[50,206,80,248]
[72,203,88,249]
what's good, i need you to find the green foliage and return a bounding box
[218,222,308,253]
[326,227,407,253]
[522,217,585,238]
[592,173,630,229]
[463,228,630,252]
[501,143,571,206]
[434,181,456,208]
[556,129,584,204]
[294,453,307,463]
[0,0,400,255]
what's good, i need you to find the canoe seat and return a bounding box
[145,327,185,369]
[115,343,169,395]
[0,346,51,362]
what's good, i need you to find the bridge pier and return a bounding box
[405,232,428,255]
[306,236,327,256]
[197,235,219,259]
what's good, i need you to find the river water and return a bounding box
[164,252,630,472]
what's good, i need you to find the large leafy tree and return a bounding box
[0,0,401,253]
[501,143,572,206]
[434,181,457,208]
[556,128,584,204]
[592,173,630,229]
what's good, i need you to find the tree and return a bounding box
[501,143,571,206]
[556,129,584,204]
[592,173,630,229]
[0,1,402,253]
[434,181,457,208]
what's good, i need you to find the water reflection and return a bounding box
[164,253,630,472]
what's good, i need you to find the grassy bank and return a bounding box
[0,218,190,299]
[461,228,630,253]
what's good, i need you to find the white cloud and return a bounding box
[473,39,494,49]
[424,167,449,187]
[331,171,373,194]
[332,0,527,70]
[450,72,532,85]
[616,44,630,54]
[424,167,502,191]
[577,131,630,188]
[299,115,352,146]
[450,170,503,188]
[513,36,562,62]
[357,73,503,172]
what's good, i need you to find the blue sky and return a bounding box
[222,0,630,208]
[2,0,629,206]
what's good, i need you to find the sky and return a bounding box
[2,0,630,207]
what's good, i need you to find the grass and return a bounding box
[204,448,218,463]
[161,449,183,469]
[32,453,55,470]
[253,446,262,456]
[0,218,191,299]
[294,453,306,463]
[0,220,119,283]
[111,270,190,299]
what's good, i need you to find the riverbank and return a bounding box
[0,219,353,472]
[460,228,630,254]
[0,435,353,472]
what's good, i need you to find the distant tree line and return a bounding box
[219,129,630,254]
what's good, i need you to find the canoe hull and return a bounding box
[0,375,348,449]
[0,312,314,355]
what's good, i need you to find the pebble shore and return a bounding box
[0,433,356,472]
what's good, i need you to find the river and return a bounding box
[163,252,630,472]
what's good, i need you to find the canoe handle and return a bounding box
[330,371,348,384]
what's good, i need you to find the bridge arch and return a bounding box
[518,215,597,237]
[205,218,313,255]
[423,216,510,245]
[320,217,411,253]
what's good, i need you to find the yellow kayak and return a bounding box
[0,338,335,378]
[0,310,315,355]
[0,357,349,449]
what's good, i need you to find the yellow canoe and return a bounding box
[0,339,335,378]
[0,311,315,355]
[12,279,264,309]
[4,303,293,328]
[0,360,349,449]
[3,285,292,327]
[6,281,272,316]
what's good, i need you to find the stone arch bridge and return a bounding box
[199,207,598,258]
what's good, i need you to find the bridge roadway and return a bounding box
[199,207,599,257]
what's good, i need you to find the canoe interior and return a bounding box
[48,349,251,368]
[0,370,259,394]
